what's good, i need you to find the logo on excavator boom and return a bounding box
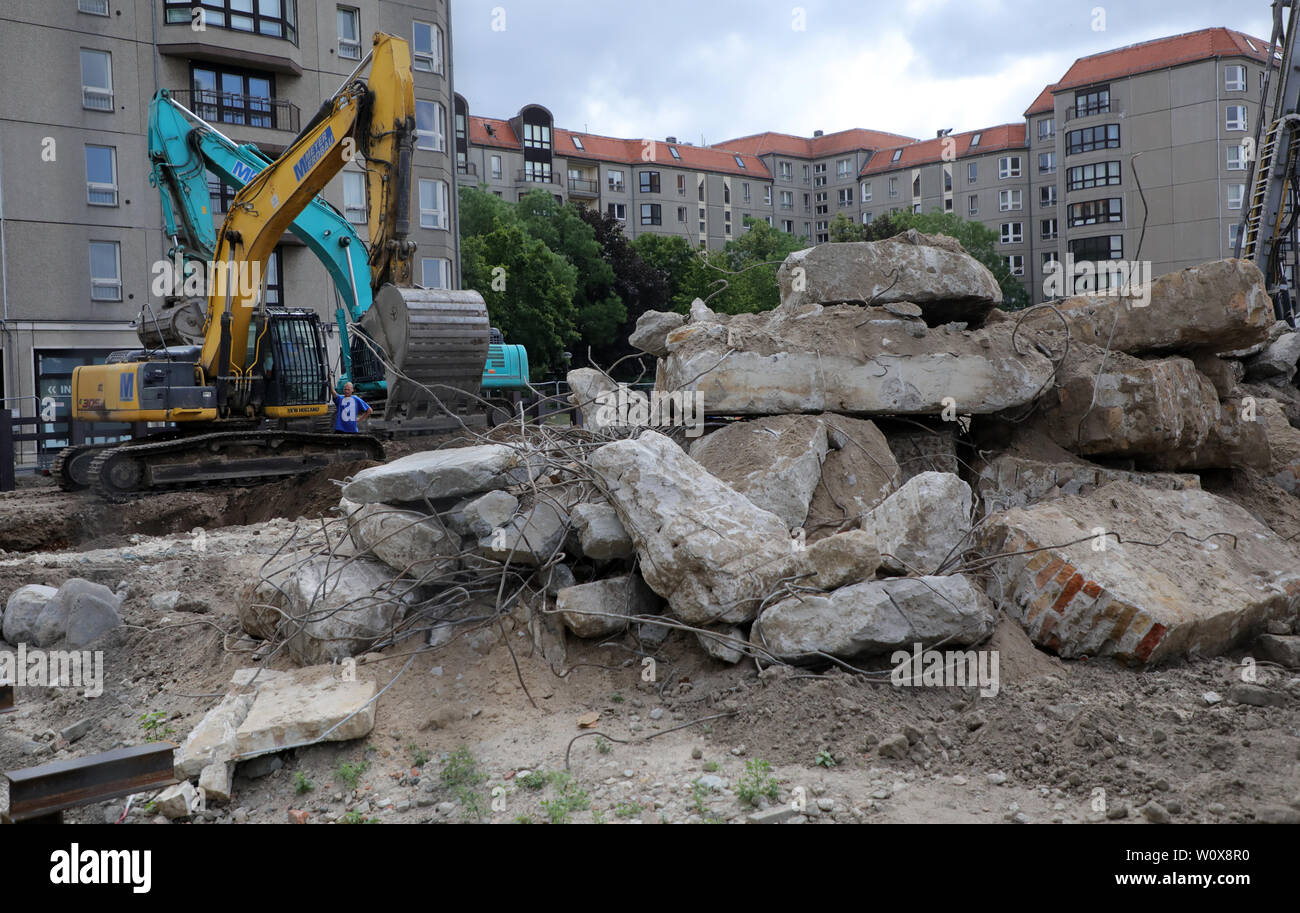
[119,373,135,402]
[293,127,336,182]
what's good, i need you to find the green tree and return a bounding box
[630,234,705,314]
[578,207,671,372]
[829,212,866,242]
[514,191,625,352]
[460,219,579,378]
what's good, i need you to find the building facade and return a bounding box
[0,0,458,437]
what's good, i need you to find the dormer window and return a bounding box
[669,146,681,160]
[891,149,902,162]
[734,155,746,168]
[970,133,982,147]
[572,135,585,151]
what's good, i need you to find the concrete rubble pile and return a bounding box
[223,233,1300,687]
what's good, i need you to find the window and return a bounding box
[1228,184,1246,210]
[416,100,446,152]
[677,174,687,194]
[165,1,297,43]
[639,171,660,194]
[343,172,366,223]
[522,122,551,151]
[608,169,625,192]
[970,133,982,147]
[1227,145,1247,170]
[78,0,109,15]
[677,206,687,223]
[1066,160,1122,190]
[734,155,746,169]
[1066,124,1120,155]
[888,177,899,197]
[783,219,796,232]
[1069,234,1124,261]
[80,49,112,111]
[668,146,681,160]
[412,20,444,74]
[641,203,662,226]
[837,158,852,177]
[571,135,585,151]
[1074,85,1110,118]
[89,241,121,301]
[191,65,276,128]
[780,190,793,210]
[421,257,451,290]
[1040,185,1057,208]
[1039,151,1056,173]
[968,162,978,184]
[698,181,706,202]
[1225,65,1247,91]
[860,213,872,225]
[607,202,626,221]
[779,162,792,180]
[838,188,854,207]
[337,6,360,60]
[944,197,953,212]
[911,175,921,197]
[207,175,235,213]
[1038,118,1055,141]
[968,195,978,216]
[742,182,751,203]
[912,203,922,214]
[944,169,953,193]
[1068,197,1123,227]
[262,247,283,306]
[1000,222,1023,244]
[523,161,551,183]
[418,179,448,229]
[998,156,1021,179]
[1007,255,1025,277]
[802,165,810,181]
[862,181,872,202]
[890,149,903,164]
[490,155,503,180]
[764,186,772,205]
[724,185,731,204]
[1041,218,1058,241]
[1226,105,1248,131]
[84,145,117,206]
[999,189,1022,211]
[1229,223,1241,248]
[1042,251,1060,268]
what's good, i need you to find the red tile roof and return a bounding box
[555,128,769,176]
[469,116,518,149]
[1026,27,1274,116]
[860,124,1027,176]
[713,128,918,158]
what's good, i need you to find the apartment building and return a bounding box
[0,0,458,437]
[454,110,917,249]
[1023,28,1275,300]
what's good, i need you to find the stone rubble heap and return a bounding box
[225,232,1300,674]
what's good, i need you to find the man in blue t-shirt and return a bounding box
[334,382,371,433]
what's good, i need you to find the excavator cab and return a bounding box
[262,310,332,413]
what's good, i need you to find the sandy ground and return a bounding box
[2,462,1299,826]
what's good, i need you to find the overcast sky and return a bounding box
[451,0,1273,144]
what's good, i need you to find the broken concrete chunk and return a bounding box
[978,482,1300,664]
[777,235,1002,325]
[753,574,995,661]
[155,781,200,819]
[791,529,881,590]
[591,431,798,624]
[1052,259,1273,355]
[445,490,519,539]
[235,665,378,758]
[696,625,748,664]
[175,690,258,779]
[2,584,57,645]
[567,368,618,430]
[975,454,1200,515]
[690,415,829,529]
[341,499,460,580]
[629,309,686,357]
[341,444,539,504]
[1246,332,1300,382]
[198,759,234,804]
[660,304,1052,416]
[1254,633,1300,667]
[477,502,570,566]
[555,574,659,638]
[806,415,900,541]
[865,472,972,575]
[570,502,634,560]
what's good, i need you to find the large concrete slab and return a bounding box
[235,665,378,758]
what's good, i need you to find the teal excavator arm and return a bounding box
[145,89,529,395]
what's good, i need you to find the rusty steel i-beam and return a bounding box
[3,743,176,824]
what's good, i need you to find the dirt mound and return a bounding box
[222,459,379,525]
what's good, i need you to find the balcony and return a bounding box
[159,2,302,75]
[1065,104,1120,122]
[517,170,562,185]
[568,176,599,197]
[457,162,478,176]
[169,89,299,133]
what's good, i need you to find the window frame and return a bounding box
[164,1,298,44]
[84,144,118,206]
[999,222,1024,244]
[640,202,662,226]
[1224,64,1247,92]
[1067,197,1124,228]
[639,171,660,194]
[337,6,361,60]
[420,257,451,290]
[1225,105,1248,132]
[417,178,448,230]
[80,48,113,112]
[998,156,1022,179]
[1065,124,1121,156]
[88,240,122,302]
[1066,160,1122,191]
[416,99,446,153]
[412,20,445,74]
[998,188,1022,211]
[342,171,367,224]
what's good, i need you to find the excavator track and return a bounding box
[86,430,385,503]
[52,444,102,491]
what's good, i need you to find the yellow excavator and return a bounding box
[59,33,490,500]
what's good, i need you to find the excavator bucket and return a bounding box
[357,284,491,421]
